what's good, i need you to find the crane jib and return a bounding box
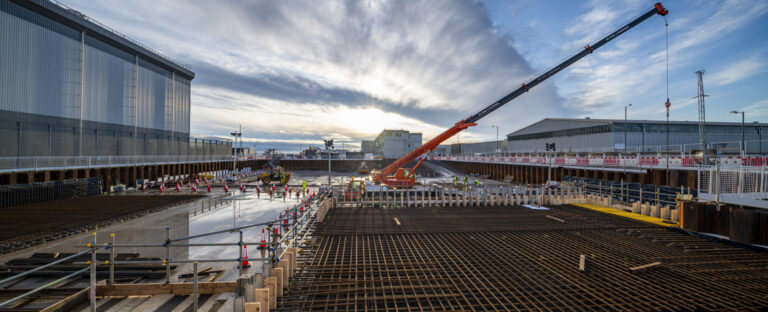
[465,7,659,124]
[376,3,667,186]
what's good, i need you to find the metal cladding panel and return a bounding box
[508,119,611,136]
[506,132,613,153]
[0,1,81,120]
[82,35,135,126]
[1,0,192,134]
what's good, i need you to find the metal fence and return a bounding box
[0,155,235,173]
[562,176,694,208]
[698,165,768,202]
[0,177,101,208]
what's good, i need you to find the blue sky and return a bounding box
[60,0,768,152]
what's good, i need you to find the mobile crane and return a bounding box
[372,3,668,188]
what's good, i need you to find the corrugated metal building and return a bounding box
[368,129,422,159]
[449,140,506,155]
[506,118,768,154]
[0,0,216,157]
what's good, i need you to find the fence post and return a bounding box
[239,231,244,276]
[89,232,96,312]
[109,233,115,286]
[193,261,199,312]
[165,226,171,284]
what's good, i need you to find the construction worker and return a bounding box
[475,179,482,186]
[453,176,457,187]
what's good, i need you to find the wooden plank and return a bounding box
[545,215,565,223]
[264,277,277,310]
[95,281,236,296]
[245,302,262,312]
[254,288,269,312]
[578,254,587,273]
[629,262,662,273]
[278,261,289,289]
[270,267,283,298]
[40,287,89,312]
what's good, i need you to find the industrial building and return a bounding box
[505,118,767,154]
[361,129,422,159]
[0,0,229,158]
[449,140,506,155]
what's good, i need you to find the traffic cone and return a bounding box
[259,228,266,249]
[224,184,229,192]
[241,244,250,268]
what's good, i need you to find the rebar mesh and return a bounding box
[280,205,768,311]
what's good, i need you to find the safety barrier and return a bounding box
[0,177,101,208]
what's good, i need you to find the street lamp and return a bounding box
[491,125,499,154]
[730,111,745,155]
[324,139,334,186]
[624,104,632,152]
[230,124,242,176]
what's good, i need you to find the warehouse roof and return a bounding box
[508,118,768,137]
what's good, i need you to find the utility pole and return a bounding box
[730,111,745,155]
[491,125,499,155]
[624,104,632,152]
[694,70,710,163]
[324,139,334,186]
[230,126,242,176]
[665,99,671,185]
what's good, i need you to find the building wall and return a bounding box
[449,140,506,155]
[374,130,422,159]
[506,119,768,154]
[0,0,193,157]
[507,133,614,153]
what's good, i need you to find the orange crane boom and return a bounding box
[373,3,668,188]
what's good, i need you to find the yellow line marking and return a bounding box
[571,203,679,227]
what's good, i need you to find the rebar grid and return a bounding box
[315,205,649,235]
[280,205,768,311]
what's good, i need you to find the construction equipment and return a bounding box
[372,3,668,188]
[344,177,366,200]
[358,162,370,174]
[259,159,291,185]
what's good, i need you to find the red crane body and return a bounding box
[373,3,668,188]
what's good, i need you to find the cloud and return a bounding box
[708,56,767,86]
[61,0,569,148]
[559,0,768,116]
[741,99,768,119]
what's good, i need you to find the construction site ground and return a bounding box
[0,195,204,256]
[280,203,768,311]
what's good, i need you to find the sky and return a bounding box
[60,0,768,152]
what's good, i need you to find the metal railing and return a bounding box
[0,241,98,311]
[0,189,329,311]
[0,155,235,173]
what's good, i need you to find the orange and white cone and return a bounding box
[241,244,250,268]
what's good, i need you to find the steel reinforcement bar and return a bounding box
[279,205,768,311]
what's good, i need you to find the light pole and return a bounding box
[730,111,745,155]
[624,104,632,152]
[230,125,242,176]
[491,125,499,155]
[324,139,334,186]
